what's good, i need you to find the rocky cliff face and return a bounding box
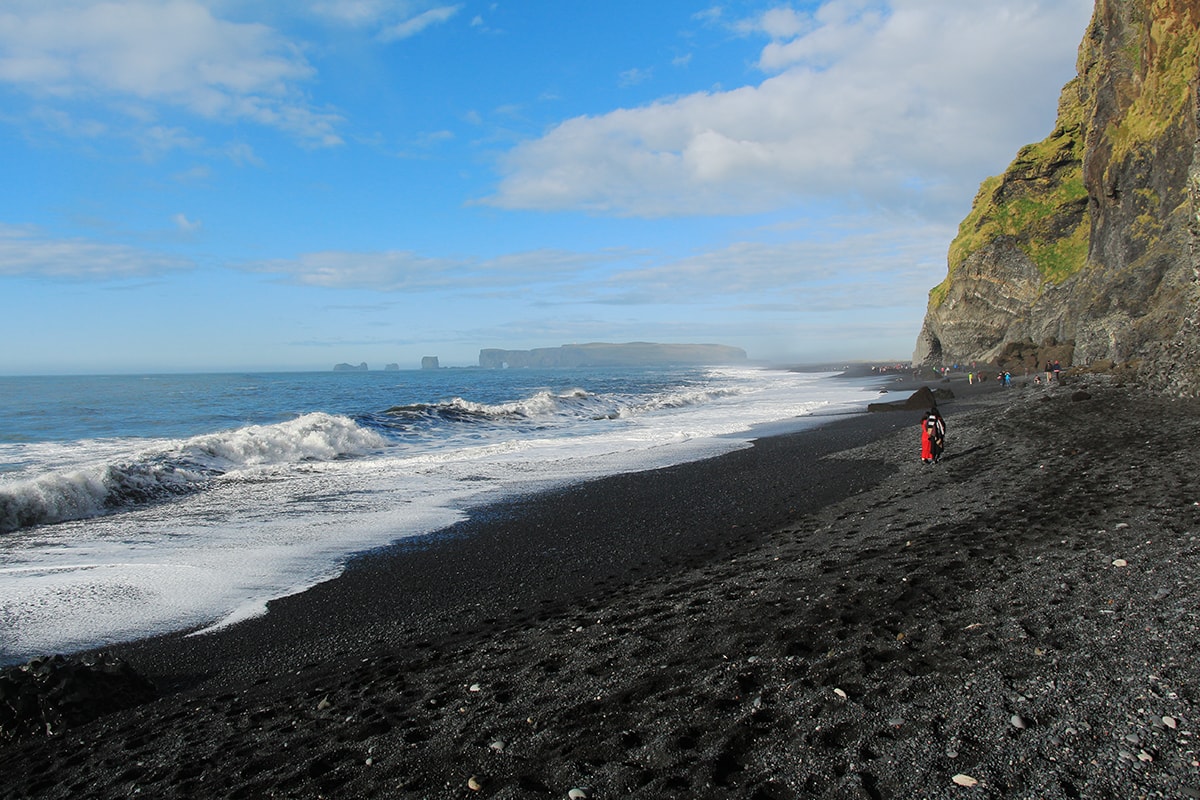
[914,0,1200,395]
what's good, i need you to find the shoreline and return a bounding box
[96,384,930,693]
[6,376,1199,798]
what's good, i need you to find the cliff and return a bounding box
[479,342,748,369]
[914,0,1200,396]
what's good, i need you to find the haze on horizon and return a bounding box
[0,0,1094,375]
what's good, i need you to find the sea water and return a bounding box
[0,366,885,663]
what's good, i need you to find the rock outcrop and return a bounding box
[479,342,748,369]
[914,0,1200,396]
[333,362,368,372]
[420,356,440,370]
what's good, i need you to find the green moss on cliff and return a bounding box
[1107,7,1200,164]
[931,90,1091,309]
[928,0,1199,313]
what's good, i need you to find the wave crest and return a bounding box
[0,413,385,535]
[383,389,594,423]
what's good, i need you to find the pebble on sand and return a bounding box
[952,773,979,787]
[1112,558,1129,567]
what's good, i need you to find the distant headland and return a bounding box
[330,343,748,372]
[479,342,747,369]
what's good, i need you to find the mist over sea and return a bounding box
[0,366,884,663]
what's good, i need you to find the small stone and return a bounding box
[951,773,978,787]
[317,695,332,711]
[489,740,506,752]
[568,789,589,799]
[1112,559,1128,567]
[469,683,482,693]
[1010,714,1027,730]
[1164,716,1179,729]
[1115,522,1130,529]
[833,687,848,700]
[1138,750,1153,762]
[468,775,485,791]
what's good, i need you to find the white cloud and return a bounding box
[308,0,396,26]
[596,217,951,307]
[619,67,653,88]
[309,0,463,40]
[379,5,462,42]
[484,0,1093,218]
[0,223,193,279]
[0,0,342,145]
[248,247,606,292]
[172,213,202,232]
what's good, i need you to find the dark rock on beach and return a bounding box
[4,378,1200,798]
[867,384,953,412]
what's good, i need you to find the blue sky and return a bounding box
[0,0,1094,373]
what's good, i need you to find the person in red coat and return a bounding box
[921,407,946,463]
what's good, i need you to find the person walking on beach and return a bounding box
[921,407,946,463]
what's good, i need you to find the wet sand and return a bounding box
[4,375,1200,798]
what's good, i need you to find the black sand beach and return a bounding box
[4,376,1200,799]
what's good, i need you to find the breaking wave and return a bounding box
[0,413,386,535]
[382,386,742,426]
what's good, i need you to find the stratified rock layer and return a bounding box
[915,0,1200,396]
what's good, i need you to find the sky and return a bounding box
[0,0,1095,374]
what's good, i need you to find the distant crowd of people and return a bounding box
[915,359,1067,464]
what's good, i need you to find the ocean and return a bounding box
[0,365,885,664]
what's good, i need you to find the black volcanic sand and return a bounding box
[5,377,1200,799]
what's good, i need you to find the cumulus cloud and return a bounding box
[484,0,1093,218]
[0,0,342,145]
[0,223,193,279]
